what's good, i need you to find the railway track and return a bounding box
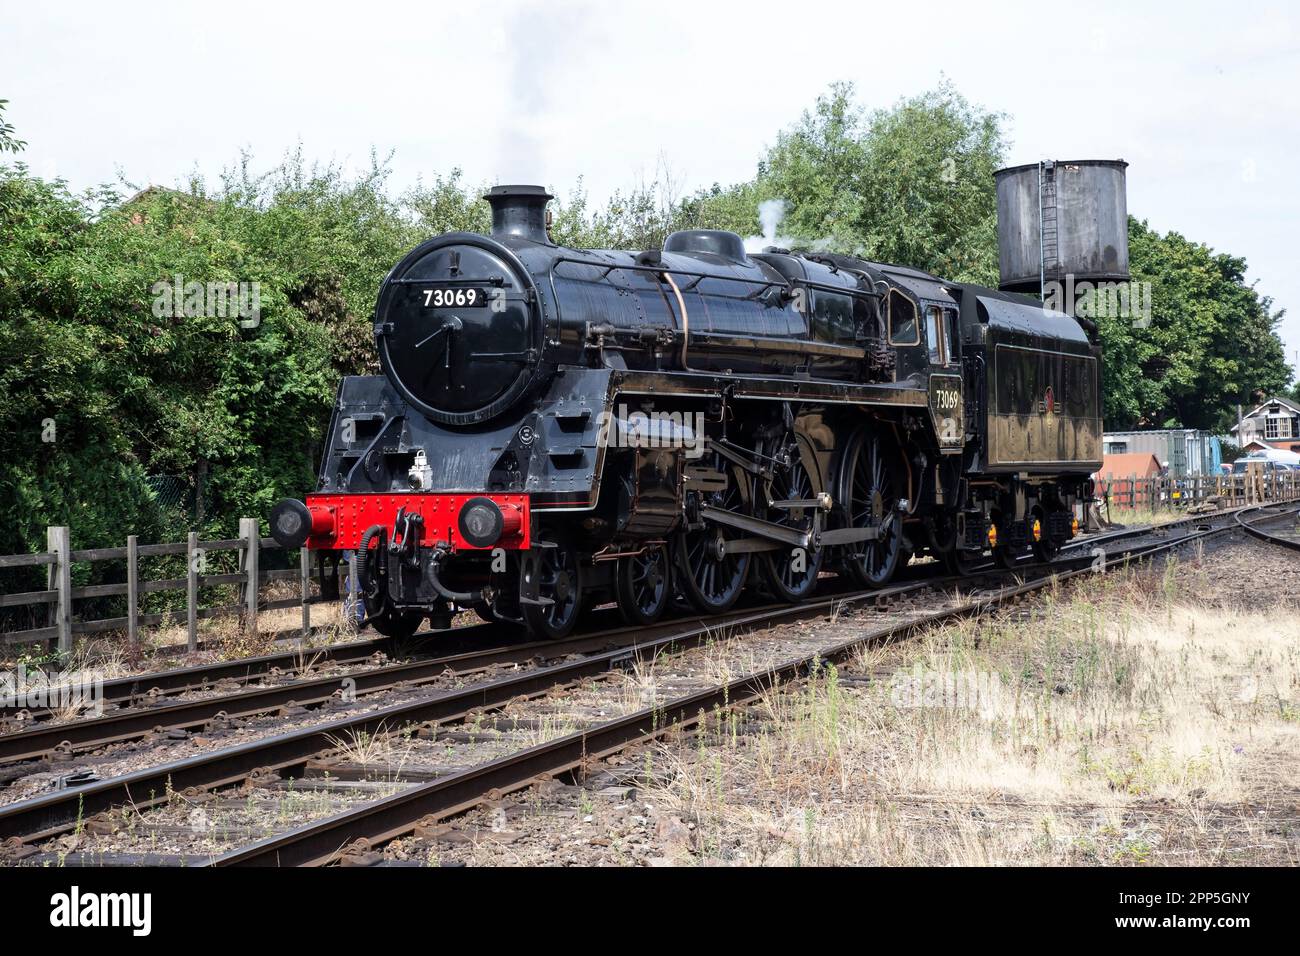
[205,510,1274,867]
[6,499,1275,730]
[1235,504,1300,551]
[0,621,518,722]
[1060,498,1300,554]
[0,521,1191,769]
[0,584,911,765]
[1,499,1293,866]
[0,571,992,843]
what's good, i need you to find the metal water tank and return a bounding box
[995,159,1129,293]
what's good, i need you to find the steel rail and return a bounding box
[1235,506,1300,552]
[210,515,1255,867]
[1,498,1275,758]
[1060,498,1299,556]
[10,498,1279,723]
[6,501,1290,850]
[0,626,505,718]
[0,575,951,843]
[0,584,909,764]
[0,536,1156,765]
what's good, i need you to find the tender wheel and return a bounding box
[838,428,904,588]
[990,513,1020,569]
[993,546,1019,569]
[931,513,982,576]
[942,548,982,576]
[616,544,671,626]
[989,511,1024,569]
[676,450,752,613]
[757,435,824,602]
[1030,505,1059,563]
[521,541,584,639]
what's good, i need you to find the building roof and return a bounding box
[1095,453,1162,479]
[1230,395,1300,433]
[1103,428,1203,438]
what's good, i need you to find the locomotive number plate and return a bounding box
[421,286,490,308]
[928,374,964,453]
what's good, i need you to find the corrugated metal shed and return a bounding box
[1101,429,1219,476]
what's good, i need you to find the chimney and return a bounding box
[485,185,553,244]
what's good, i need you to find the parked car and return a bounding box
[1231,457,1294,474]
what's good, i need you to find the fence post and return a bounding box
[126,535,139,648]
[47,526,72,656]
[300,547,311,637]
[187,531,199,651]
[240,517,259,635]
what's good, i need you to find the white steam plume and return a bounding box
[744,198,794,253]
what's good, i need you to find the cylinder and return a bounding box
[995,160,1129,293]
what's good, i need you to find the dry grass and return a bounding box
[644,558,1300,866]
[1102,504,1190,528]
[1,581,365,675]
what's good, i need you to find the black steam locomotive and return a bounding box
[271,184,1102,638]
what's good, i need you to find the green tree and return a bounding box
[0,99,24,155]
[1100,218,1288,430]
[755,80,1006,282]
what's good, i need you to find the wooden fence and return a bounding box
[0,519,359,654]
[1097,470,1300,511]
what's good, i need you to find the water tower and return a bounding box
[994,159,1130,295]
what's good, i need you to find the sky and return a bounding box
[2,0,1298,371]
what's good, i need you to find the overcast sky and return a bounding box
[3,0,1297,372]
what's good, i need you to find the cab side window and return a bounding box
[887,290,919,346]
[926,306,945,365]
[945,310,959,361]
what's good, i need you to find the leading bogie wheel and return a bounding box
[616,543,672,626]
[367,607,425,639]
[521,540,584,639]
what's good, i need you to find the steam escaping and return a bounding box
[758,198,787,243]
[496,2,596,184]
[744,198,794,253]
[741,198,847,255]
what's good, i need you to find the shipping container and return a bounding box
[1101,429,1220,476]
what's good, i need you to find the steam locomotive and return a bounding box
[270,184,1103,639]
